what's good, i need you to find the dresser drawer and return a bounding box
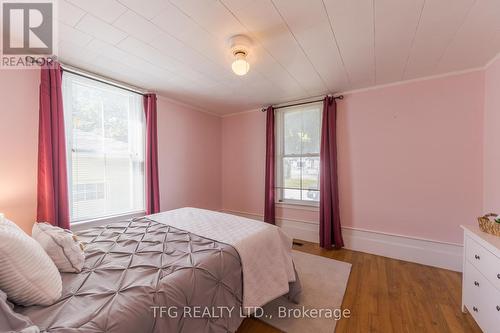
[463,261,491,332]
[465,235,500,291]
[482,284,500,333]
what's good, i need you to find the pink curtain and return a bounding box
[37,61,70,229]
[319,96,344,249]
[264,106,275,224]
[144,93,160,215]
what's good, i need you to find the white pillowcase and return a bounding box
[32,222,85,273]
[0,219,62,306]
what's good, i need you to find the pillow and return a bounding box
[0,218,62,306]
[32,222,85,273]
[0,289,40,333]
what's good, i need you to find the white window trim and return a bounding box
[275,202,319,211]
[63,72,147,224]
[275,102,322,207]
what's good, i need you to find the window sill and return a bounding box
[71,211,146,232]
[275,202,319,211]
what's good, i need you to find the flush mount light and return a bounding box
[229,34,252,76]
[232,50,249,76]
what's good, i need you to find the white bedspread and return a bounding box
[147,207,296,311]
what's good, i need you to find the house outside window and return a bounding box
[275,102,322,206]
[62,72,146,222]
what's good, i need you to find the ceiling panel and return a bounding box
[374,0,424,84]
[170,0,245,42]
[115,0,169,20]
[437,0,500,73]
[59,0,85,27]
[403,0,475,79]
[151,6,228,68]
[150,33,233,83]
[117,37,192,76]
[58,21,92,47]
[150,3,201,41]
[54,0,500,115]
[323,0,375,88]
[112,11,164,44]
[86,55,165,90]
[271,0,350,92]
[75,14,127,45]
[84,39,173,83]
[66,0,127,24]
[58,39,99,63]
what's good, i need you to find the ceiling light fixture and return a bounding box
[229,35,252,76]
[232,50,249,76]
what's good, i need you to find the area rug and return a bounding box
[260,250,352,333]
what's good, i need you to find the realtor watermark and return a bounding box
[1,0,57,68]
[151,306,352,321]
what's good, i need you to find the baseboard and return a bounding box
[222,209,463,272]
[341,227,463,272]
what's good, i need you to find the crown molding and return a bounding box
[338,67,484,96]
[483,51,500,70]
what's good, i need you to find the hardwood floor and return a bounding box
[237,241,482,333]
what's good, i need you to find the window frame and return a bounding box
[62,72,147,224]
[275,102,322,207]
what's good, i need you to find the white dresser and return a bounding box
[461,225,500,333]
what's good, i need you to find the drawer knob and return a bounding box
[497,306,500,312]
[497,273,500,279]
[473,306,478,312]
[474,254,480,260]
[474,281,479,287]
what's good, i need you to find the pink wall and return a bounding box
[0,71,222,232]
[157,97,222,212]
[221,111,319,223]
[222,111,265,215]
[0,64,493,245]
[483,57,500,213]
[0,69,40,234]
[222,71,485,244]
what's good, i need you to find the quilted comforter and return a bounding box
[16,218,244,333]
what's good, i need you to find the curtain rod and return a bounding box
[60,63,148,96]
[260,95,344,112]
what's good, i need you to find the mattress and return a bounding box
[148,208,297,311]
[16,218,244,333]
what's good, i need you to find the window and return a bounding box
[62,72,145,222]
[73,183,105,202]
[276,102,322,205]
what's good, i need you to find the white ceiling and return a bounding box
[56,0,500,115]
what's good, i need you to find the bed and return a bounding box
[15,208,300,333]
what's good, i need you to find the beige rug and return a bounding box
[260,250,352,333]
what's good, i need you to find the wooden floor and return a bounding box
[237,241,482,333]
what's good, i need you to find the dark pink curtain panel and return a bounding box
[37,61,70,230]
[319,96,344,249]
[144,93,160,215]
[264,106,275,224]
